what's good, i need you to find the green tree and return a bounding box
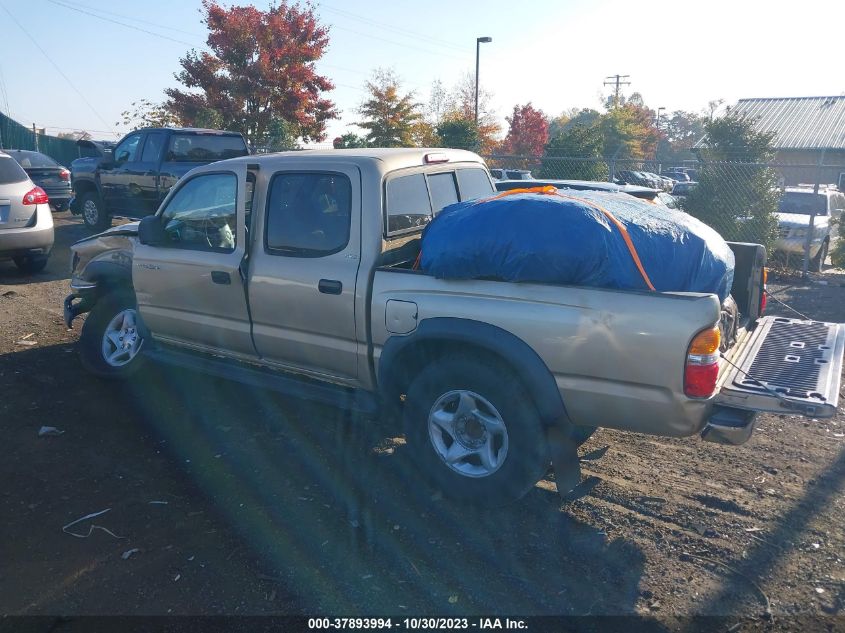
[541,122,608,180]
[357,69,422,147]
[600,103,659,159]
[333,132,368,149]
[436,117,478,150]
[684,112,780,249]
[119,99,180,130]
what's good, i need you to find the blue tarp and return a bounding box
[420,190,735,302]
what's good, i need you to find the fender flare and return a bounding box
[378,317,570,428]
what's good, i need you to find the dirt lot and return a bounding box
[1,212,844,629]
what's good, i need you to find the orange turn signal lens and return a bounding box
[689,326,721,356]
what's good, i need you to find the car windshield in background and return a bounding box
[0,156,29,184]
[7,150,59,168]
[779,191,828,215]
[166,134,248,162]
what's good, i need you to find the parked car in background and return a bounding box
[655,192,680,209]
[4,149,72,211]
[70,127,249,232]
[495,178,663,202]
[616,170,663,190]
[662,170,691,182]
[0,151,54,273]
[671,181,698,199]
[774,186,844,271]
[490,168,533,181]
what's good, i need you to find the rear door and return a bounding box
[717,316,844,417]
[135,131,167,216]
[248,162,361,380]
[133,163,255,357]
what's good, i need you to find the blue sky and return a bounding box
[1,0,844,144]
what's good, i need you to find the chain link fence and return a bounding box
[0,111,85,167]
[485,154,845,274]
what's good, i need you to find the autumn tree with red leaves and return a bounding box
[165,0,337,147]
[498,103,549,157]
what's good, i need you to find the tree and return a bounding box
[599,103,659,159]
[657,109,707,162]
[541,122,608,180]
[357,68,422,147]
[436,117,479,150]
[498,103,549,157]
[446,72,501,153]
[333,132,368,149]
[684,112,780,249]
[119,99,180,130]
[165,0,337,147]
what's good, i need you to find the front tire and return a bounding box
[79,291,146,379]
[403,354,549,506]
[80,191,111,233]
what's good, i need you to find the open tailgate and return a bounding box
[716,316,844,418]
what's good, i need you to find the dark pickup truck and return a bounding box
[70,127,249,232]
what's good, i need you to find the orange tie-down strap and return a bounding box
[472,185,656,291]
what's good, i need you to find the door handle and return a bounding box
[318,279,342,295]
[211,270,231,285]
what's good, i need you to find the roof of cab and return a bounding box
[229,147,485,173]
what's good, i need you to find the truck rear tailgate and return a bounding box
[717,316,844,418]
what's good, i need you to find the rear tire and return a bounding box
[79,291,146,379]
[80,191,111,233]
[13,255,48,274]
[403,354,549,506]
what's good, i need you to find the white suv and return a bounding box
[775,186,844,271]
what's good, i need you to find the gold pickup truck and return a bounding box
[64,149,844,506]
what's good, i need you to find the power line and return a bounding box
[0,2,115,132]
[329,23,471,64]
[50,0,205,37]
[317,2,467,53]
[46,0,196,46]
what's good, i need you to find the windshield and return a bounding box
[778,191,827,215]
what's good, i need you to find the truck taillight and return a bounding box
[22,186,49,205]
[59,168,70,181]
[759,267,768,315]
[685,326,721,398]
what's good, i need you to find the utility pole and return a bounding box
[603,74,631,108]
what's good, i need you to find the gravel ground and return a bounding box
[1,213,843,630]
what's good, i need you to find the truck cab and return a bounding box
[70,127,249,232]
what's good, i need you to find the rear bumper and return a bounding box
[0,225,54,259]
[773,236,824,257]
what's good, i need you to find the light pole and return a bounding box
[475,36,492,125]
[656,106,666,130]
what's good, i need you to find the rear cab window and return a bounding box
[166,134,249,162]
[384,164,494,237]
[0,156,29,184]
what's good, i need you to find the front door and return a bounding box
[132,163,255,357]
[248,164,362,380]
[100,132,143,213]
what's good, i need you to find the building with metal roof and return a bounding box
[696,96,845,187]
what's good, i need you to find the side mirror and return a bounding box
[138,215,168,246]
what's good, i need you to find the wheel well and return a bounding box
[74,180,97,197]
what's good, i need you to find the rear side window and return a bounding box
[386,173,432,234]
[427,172,459,214]
[166,134,249,162]
[0,156,28,184]
[457,168,494,200]
[265,172,351,257]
